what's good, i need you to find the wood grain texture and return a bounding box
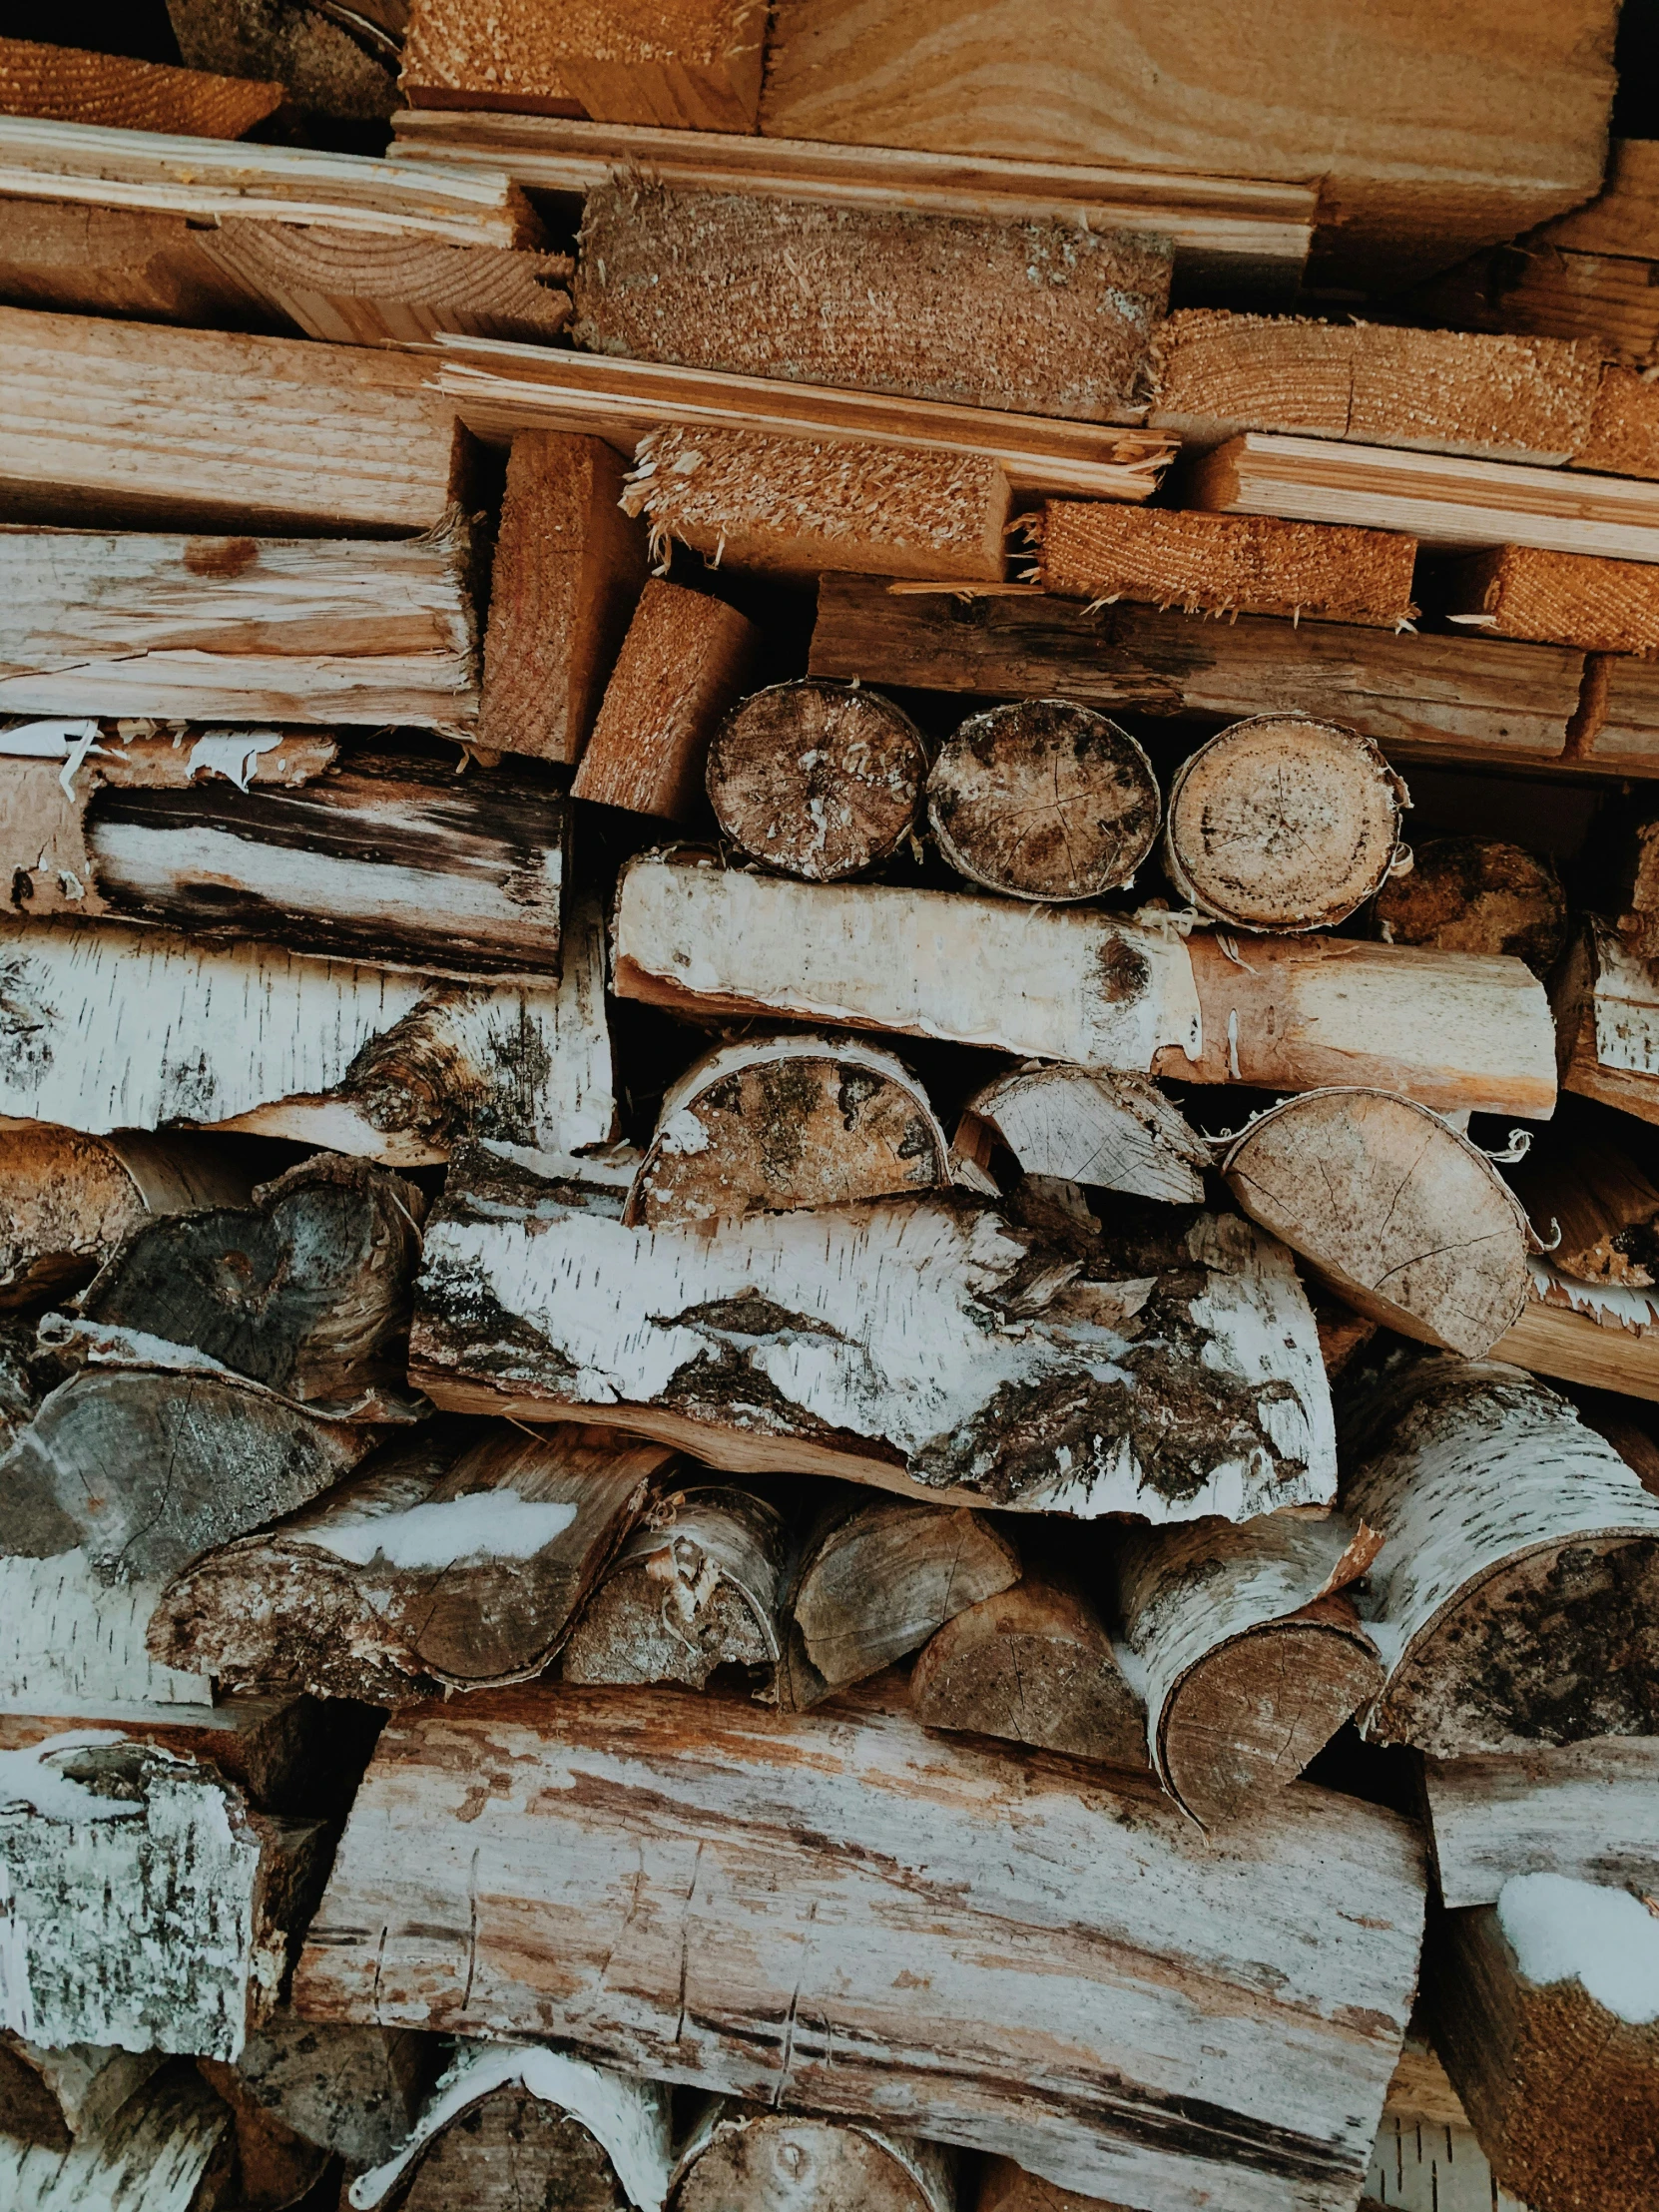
[0,1699,332,1818]
[572,581,759,821]
[213,2009,438,2171]
[705,681,929,879]
[676,2107,956,2212]
[1373,838,1566,974]
[1441,543,1659,653]
[292,1679,1424,2212]
[1575,364,1659,478]
[963,1068,1208,1205]
[0,2063,235,2212]
[0,2035,163,2150]
[1494,1264,1659,1401]
[1552,916,1659,1125]
[1507,1132,1659,1286]
[0,197,273,327]
[0,36,282,137]
[1424,1738,1659,1908]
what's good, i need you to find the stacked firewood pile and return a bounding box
[4,5,1659,2211]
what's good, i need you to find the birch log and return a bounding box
[779,1495,1021,1709]
[0,897,616,1167]
[1373,836,1567,974]
[409,1157,1338,1522]
[0,1548,213,1709]
[674,2102,957,2212]
[610,850,1559,1117]
[0,2034,163,2148]
[151,1421,670,1698]
[960,1066,1208,1204]
[1552,916,1659,1126]
[1163,715,1409,930]
[1508,1129,1659,1285]
[560,1483,790,1690]
[1340,1356,1659,1755]
[625,1034,950,1228]
[0,1125,252,1308]
[0,516,479,734]
[705,680,928,882]
[1113,1514,1384,1827]
[1423,1738,1659,1908]
[293,1680,1425,2212]
[0,2063,235,2212]
[1221,1088,1532,1358]
[0,1735,325,2058]
[218,2011,438,2174]
[925,702,1161,903]
[910,1565,1146,1769]
[77,1153,422,1415]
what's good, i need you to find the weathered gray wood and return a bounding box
[0,2060,236,2211]
[0,1736,325,2058]
[674,2102,958,2212]
[292,1680,1425,2212]
[1341,1356,1659,1755]
[707,681,928,883]
[0,2033,163,2149]
[561,1483,790,1690]
[960,1067,1208,1205]
[408,1154,1338,1522]
[1423,1738,1659,1908]
[221,2009,438,2172]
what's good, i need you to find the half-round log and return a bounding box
[1164,714,1408,930]
[706,679,928,881]
[926,698,1160,902]
[1373,836,1567,975]
[674,2106,955,2212]
[1223,1087,1531,1359]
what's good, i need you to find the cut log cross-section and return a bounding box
[625,1034,951,1228]
[1442,543,1659,653]
[1373,837,1567,974]
[1340,1356,1659,1755]
[925,700,1162,903]
[675,2104,957,2212]
[960,1065,1209,1204]
[1113,1513,1384,1827]
[705,680,929,881]
[1221,1088,1533,1359]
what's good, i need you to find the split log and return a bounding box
[1339,1356,1659,1755]
[76,1153,424,1415]
[705,679,929,880]
[66,754,569,984]
[675,2102,957,2212]
[570,580,759,822]
[1552,916,1659,1126]
[0,2061,235,2212]
[0,1125,252,1309]
[610,850,1559,1117]
[1427,1877,1659,2212]
[560,1481,789,1689]
[1148,311,1603,466]
[0,306,466,536]
[401,0,765,128]
[572,180,1171,420]
[1423,1738,1659,1908]
[346,2040,673,2212]
[168,0,400,124]
[409,1156,1338,1521]
[293,1679,1426,2212]
[1031,502,1418,628]
[1495,1263,1659,1402]
[779,1495,1020,1709]
[1162,714,1409,930]
[0,35,282,137]
[1441,543,1659,653]
[1372,836,1567,974]
[1221,1088,1532,1359]
[193,2057,329,2212]
[624,1033,950,1228]
[1507,1131,1659,1286]
[925,702,1161,903]
[151,1422,667,1698]
[1113,1514,1384,1827]
[0,896,617,1167]
[0,1734,325,2058]
[0,2034,163,2149]
[910,1564,1145,1770]
[211,2010,438,2174]
[620,422,1010,582]
[0,516,480,732]
[477,430,646,766]
[959,1066,1207,1204]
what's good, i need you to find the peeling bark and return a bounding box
[0,2061,236,2211]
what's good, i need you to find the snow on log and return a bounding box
[1113,1513,1384,1827]
[1372,835,1568,974]
[1423,1738,1659,1908]
[151,1421,670,1698]
[0,2034,162,2149]
[960,1066,1208,1205]
[1221,1088,1532,1358]
[1552,915,1659,1127]
[0,896,616,1167]
[0,2061,234,2212]
[610,849,1558,1117]
[560,1481,790,1691]
[0,1734,325,2058]
[674,2102,957,2212]
[625,1033,950,1229]
[291,1679,1425,2212]
[1340,1356,1659,1755]
[407,1151,1338,1522]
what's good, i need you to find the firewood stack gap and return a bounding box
[4,5,1659,2210]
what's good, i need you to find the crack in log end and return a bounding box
[412,1256,582,1389]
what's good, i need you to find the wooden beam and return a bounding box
[1440,542,1659,653]
[0,36,282,138]
[1537,137,1659,260]
[292,1680,1425,2212]
[0,196,272,327]
[0,306,466,536]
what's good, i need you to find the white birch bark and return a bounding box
[1423,1737,1659,1908]
[1366,2110,1532,2212]
[0,2062,232,2212]
[0,1551,212,1708]
[964,1065,1208,1203]
[0,2034,164,2146]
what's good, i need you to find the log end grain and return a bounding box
[1574,363,1659,479]
[1374,836,1567,975]
[707,680,928,879]
[0,34,284,136]
[1441,542,1659,654]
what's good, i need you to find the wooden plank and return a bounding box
[0,517,478,731]
[0,36,281,138]
[756,0,1617,284]
[1424,1739,1659,1909]
[292,1681,1425,2212]
[1486,243,1659,365]
[1441,543,1659,653]
[0,197,271,327]
[809,577,1591,775]
[0,306,466,536]
[388,106,1318,293]
[436,335,1175,501]
[1566,653,1659,775]
[1188,432,1659,561]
